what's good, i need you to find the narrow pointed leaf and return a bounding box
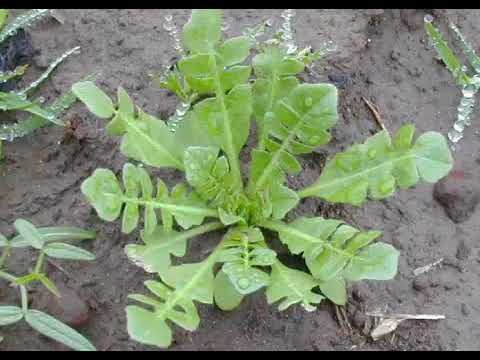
[25,310,96,351]
[44,243,95,261]
[0,306,23,326]
[13,219,44,249]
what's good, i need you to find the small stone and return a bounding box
[413,277,429,291]
[456,239,471,261]
[461,303,470,316]
[328,74,350,89]
[37,286,91,328]
[33,53,49,70]
[352,310,367,329]
[433,170,480,223]
[350,283,369,303]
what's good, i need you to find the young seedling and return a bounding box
[0,219,96,351]
[73,9,453,348]
[424,14,480,145]
[0,9,80,159]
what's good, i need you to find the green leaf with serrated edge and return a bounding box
[193,84,252,157]
[319,276,347,305]
[25,310,96,351]
[10,227,95,248]
[298,125,453,205]
[183,146,240,211]
[214,269,244,311]
[0,306,23,326]
[126,240,226,348]
[343,243,399,281]
[13,219,44,250]
[268,182,299,220]
[81,168,123,222]
[182,9,222,54]
[222,262,269,295]
[425,20,470,86]
[252,46,304,150]
[260,218,394,283]
[44,243,95,261]
[73,83,184,170]
[266,260,323,312]
[249,83,338,193]
[119,108,184,170]
[125,222,223,274]
[219,36,251,67]
[126,305,172,348]
[81,165,218,234]
[72,81,114,119]
[121,163,140,234]
[219,227,272,295]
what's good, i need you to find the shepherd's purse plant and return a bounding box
[72,9,453,348]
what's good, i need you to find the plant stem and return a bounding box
[211,55,243,190]
[20,285,28,312]
[0,243,11,269]
[34,251,45,274]
[0,270,29,312]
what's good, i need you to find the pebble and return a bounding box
[433,170,480,223]
[461,303,470,316]
[413,276,429,291]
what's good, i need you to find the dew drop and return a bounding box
[424,14,434,23]
[237,278,250,290]
[305,97,313,107]
[367,149,377,159]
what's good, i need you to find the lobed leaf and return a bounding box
[298,124,453,205]
[73,82,185,170]
[249,83,338,192]
[182,9,223,54]
[218,227,274,295]
[261,218,399,283]
[213,269,244,311]
[266,260,323,312]
[125,222,223,275]
[81,164,218,235]
[127,241,225,348]
[318,276,347,305]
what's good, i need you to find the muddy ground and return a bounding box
[0,9,479,351]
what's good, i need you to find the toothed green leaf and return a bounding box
[182,9,223,54]
[266,260,323,312]
[299,125,453,204]
[81,165,217,235]
[319,276,347,305]
[214,269,244,311]
[72,81,114,119]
